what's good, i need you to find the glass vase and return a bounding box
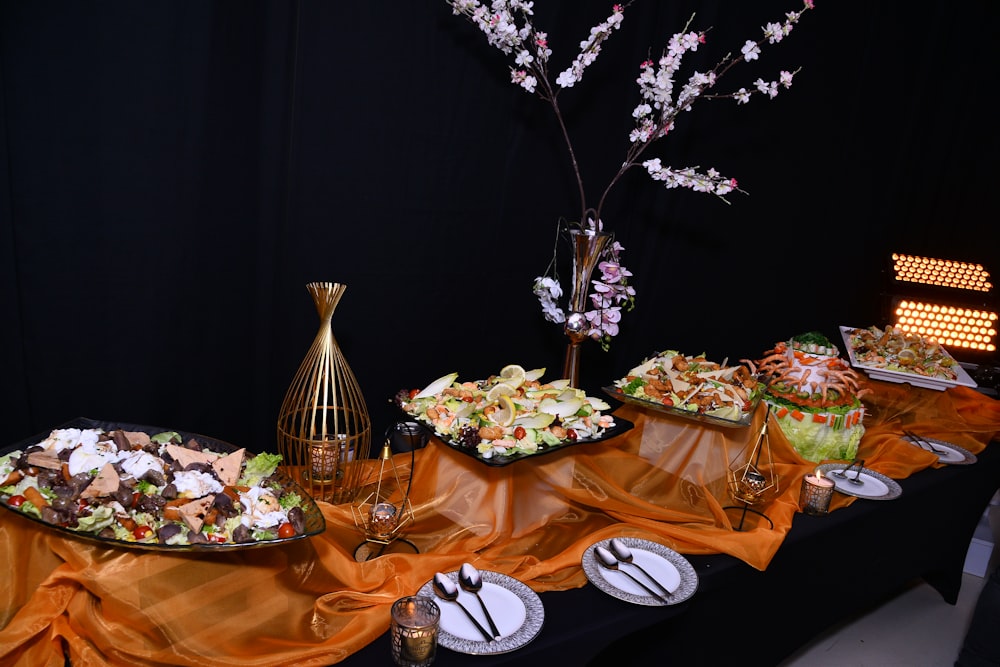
[562,228,610,387]
[276,282,371,504]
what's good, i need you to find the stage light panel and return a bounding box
[887,254,995,356]
[891,299,997,353]
[891,253,992,292]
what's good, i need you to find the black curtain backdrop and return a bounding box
[2,1,998,452]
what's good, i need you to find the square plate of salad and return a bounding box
[839,325,977,391]
[396,364,633,467]
[0,417,325,551]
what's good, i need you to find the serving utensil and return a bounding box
[903,430,946,455]
[458,563,502,640]
[594,546,669,603]
[432,572,494,642]
[609,538,672,599]
[832,459,865,485]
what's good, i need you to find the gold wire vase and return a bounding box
[562,227,610,387]
[276,282,371,504]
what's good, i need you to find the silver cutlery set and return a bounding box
[432,565,503,642]
[594,539,674,603]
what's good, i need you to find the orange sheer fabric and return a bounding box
[1,381,998,666]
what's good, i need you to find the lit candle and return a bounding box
[800,471,836,516]
[310,435,348,480]
[390,596,439,667]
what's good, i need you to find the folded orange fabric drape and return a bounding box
[1,381,998,666]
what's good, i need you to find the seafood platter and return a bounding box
[840,325,978,391]
[750,332,868,463]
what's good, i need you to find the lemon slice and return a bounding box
[500,364,526,389]
[486,382,517,402]
[493,395,517,427]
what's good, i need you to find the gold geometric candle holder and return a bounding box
[276,282,371,504]
[724,404,779,530]
[351,432,417,561]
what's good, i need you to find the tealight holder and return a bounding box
[352,429,417,560]
[800,470,836,515]
[390,596,439,667]
[724,404,779,530]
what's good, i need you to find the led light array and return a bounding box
[892,300,998,352]
[891,254,992,292]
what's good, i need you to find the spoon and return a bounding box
[831,458,861,479]
[594,546,669,603]
[459,563,502,640]
[847,460,866,486]
[609,539,672,599]
[432,572,494,642]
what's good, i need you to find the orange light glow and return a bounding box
[891,253,992,292]
[891,299,998,353]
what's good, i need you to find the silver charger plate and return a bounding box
[901,435,977,465]
[416,570,543,655]
[815,463,903,500]
[582,537,698,607]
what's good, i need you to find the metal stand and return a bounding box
[723,405,777,531]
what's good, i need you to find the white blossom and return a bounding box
[446,0,814,347]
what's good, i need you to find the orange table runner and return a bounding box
[2,381,998,666]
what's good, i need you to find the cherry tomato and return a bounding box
[207,533,227,543]
[277,523,296,539]
[408,389,420,399]
[7,494,26,508]
[566,429,578,441]
[132,525,153,540]
[513,426,526,440]
[661,397,675,406]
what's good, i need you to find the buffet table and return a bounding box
[2,381,999,666]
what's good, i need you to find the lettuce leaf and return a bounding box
[773,410,864,463]
[239,452,282,487]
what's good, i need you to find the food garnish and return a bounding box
[0,427,306,546]
[397,365,615,459]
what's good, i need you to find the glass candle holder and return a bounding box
[370,501,400,539]
[800,472,836,516]
[390,596,440,667]
[309,435,346,480]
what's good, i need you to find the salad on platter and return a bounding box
[842,325,961,380]
[608,350,763,424]
[0,422,319,549]
[396,364,619,461]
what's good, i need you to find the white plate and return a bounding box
[839,326,977,391]
[416,570,543,655]
[582,537,698,606]
[815,463,903,500]
[901,434,977,465]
